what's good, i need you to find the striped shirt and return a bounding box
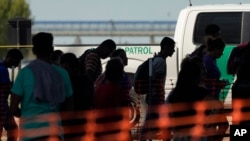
[84,51,102,82]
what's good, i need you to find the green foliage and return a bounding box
[0,0,31,45]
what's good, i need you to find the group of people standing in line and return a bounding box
[0,32,132,141]
[0,22,249,141]
[141,24,230,141]
[142,24,250,141]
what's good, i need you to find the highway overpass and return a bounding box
[32,20,176,44]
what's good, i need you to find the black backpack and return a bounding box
[134,57,154,95]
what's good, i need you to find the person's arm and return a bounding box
[10,93,22,117]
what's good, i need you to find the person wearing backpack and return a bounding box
[139,37,175,141]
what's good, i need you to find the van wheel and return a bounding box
[128,96,140,127]
[126,73,140,126]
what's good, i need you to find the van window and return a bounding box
[193,12,242,44]
[242,12,250,42]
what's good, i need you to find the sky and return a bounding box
[28,0,250,21]
[27,0,250,44]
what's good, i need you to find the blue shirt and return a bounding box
[0,62,11,117]
[203,54,221,79]
[0,62,10,84]
[203,54,221,98]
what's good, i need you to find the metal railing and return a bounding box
[32,20,176,37]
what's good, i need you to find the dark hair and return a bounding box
[110,49,125,57]
[206,37,225,51]
[160,37,175,50]
[105,58,124,83]
[205,24,220,36]
[97,39,117,59]
[98,39,116,50]
[32,32,54,56]
[6,49,23,60]
[110,49,128,66]
[60,53,79,69]
[51,50,63,60]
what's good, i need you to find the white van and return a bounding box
[174,3,250,105]
[54,4,250,106]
